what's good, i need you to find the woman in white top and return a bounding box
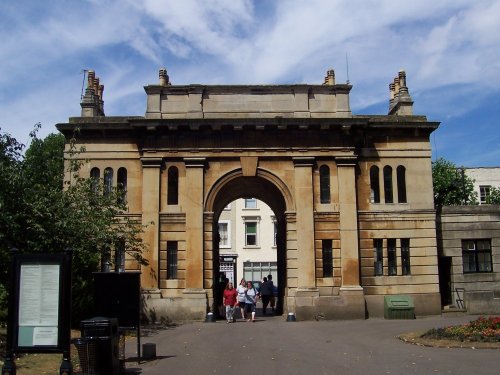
[236,278,247,321]
[244,281,258,322]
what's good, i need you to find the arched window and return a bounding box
[117,167,127,205]
[383,166,393,203]
[397,165,407,203]
[104,167,113,197]
[319,165,330,204]
[167,166,179,205]
[369,166,380,203]
[90,167,100,193]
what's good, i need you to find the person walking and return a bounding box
[267,274,276,313]
[244,281,258,322]
[259,276,273,315]
[223,282,238,323]
[236,278,247,321]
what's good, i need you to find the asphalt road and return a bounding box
[124,314,499,375]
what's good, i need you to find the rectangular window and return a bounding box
[401,238,410,276]
[384,167,394,204]
[480,185,491,204]
[245,198,257,209]
[387,239,397,276]
[373,239,383,276]
[243,261,277,285]
[245,222,257,246]
[115,240,125,272]
[322,240,333,277]
[167,241,178,279]
[218,221,230,248]
[462,239,492,273]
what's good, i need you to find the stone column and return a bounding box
[336,157,361,289]
[184,158,206,289]
[292,157,319,319]
[292,157,316,288]
[140,157,162,288]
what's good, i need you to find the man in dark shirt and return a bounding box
[259,276,273,315]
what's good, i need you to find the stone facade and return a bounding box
[57,69,442,321]
[463,167,500,204]
[437,205,500,314]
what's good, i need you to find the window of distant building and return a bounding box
[245,221,258,246]
[462,239,492,273]
[167,166,179,205]
[319,165,331,204]
[370,166,380,203]
[244,198,257,209]
[115,239,125,272]
[373,239,383,276]
[104,167,113,197]
[167,241,178,279]
[322,239,333,277]
[397,166,407,203]
[401,238,411,275]
[387,238,397,276]
[90,167,100,193]
[218,220,231,248]
[117,167,127,205]
[479,185,491,204]
[243,261,277,285]
[383,166,393,203]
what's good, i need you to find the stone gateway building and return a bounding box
[57,68,442,321]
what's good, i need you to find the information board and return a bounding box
[8,253,72,353]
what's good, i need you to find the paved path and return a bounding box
[124,314,499,375]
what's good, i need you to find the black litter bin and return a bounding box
[81,317,121,374]
[73,337,98,375]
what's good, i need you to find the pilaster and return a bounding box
[184,158,206,289]
[336,156,362,290]
[292,157,316,288]
[141,157,162,288]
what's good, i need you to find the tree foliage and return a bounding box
[432,157,478,207]
[485,186,500,204]
[0,125,148,324]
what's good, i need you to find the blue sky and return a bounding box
[1,0,499,166]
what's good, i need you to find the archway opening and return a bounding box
[211,175,287,318]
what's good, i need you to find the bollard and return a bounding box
[205,312,217,322]
[286,312,296,322]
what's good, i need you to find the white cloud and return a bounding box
[1,0,500,165]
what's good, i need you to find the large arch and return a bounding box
[205,168,294,216]
[206,168,291,315]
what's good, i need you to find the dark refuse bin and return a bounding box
[80,317,121,374]
[73,337,98,375]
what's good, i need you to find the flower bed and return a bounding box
[421,316,500,343]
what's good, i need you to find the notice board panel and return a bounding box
[9,252,72,353]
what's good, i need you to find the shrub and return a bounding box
[421,316,500,342]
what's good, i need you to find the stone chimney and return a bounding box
[159,67,170,86]
[80,70,105,117]
[388,70,413,115]
[323,68,335,85]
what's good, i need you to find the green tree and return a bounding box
[0,126,148,324]
[485,186,500,204]
[432,157,478,206]
[0,128,26,322]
